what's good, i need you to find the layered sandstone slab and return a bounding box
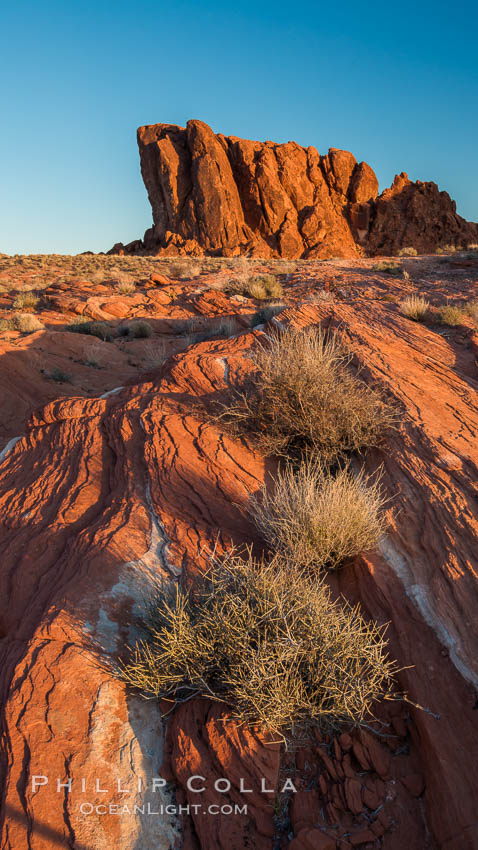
[111,119,478,257]
[1,259,478,848]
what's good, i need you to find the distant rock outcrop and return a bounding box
[110,119,478,257]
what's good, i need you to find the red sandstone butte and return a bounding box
[110,119,478,257]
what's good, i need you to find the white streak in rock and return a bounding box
[0,435,21,464]
[100,386,124,399]
[379,536,478,688]
[216,356,230,385]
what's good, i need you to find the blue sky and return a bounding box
[1,0,477,254]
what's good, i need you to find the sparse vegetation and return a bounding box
[128,319,154,338]
[463,300,478,323]
[228,274,283,300]
[142,341,167,369]
[436,304,467,327]
[435,244,457,255]
[115,280,136,294]
[0,318,15,332]
[398,247,418,257]
[167,259,203,280]
[218,327,393,464]
[49,367,71,383]
[192,318,237,342]
[66,319,113,341]
[250,460,387,571]
[118,550,396,733]
[373,262,402,276]
[399,295,429,321]
[12,292,40,310]
[0,313,45,333]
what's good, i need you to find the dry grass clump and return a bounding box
[142,340,167,369]
[166,259,203,280]
[48,367,71,383]
[12,312,45,333]
[203,318,236,339]
[66,319,113,341]
[0,312,45,333]
[0,317,15,332]
[399,295,429,321]
[250,461,387,571]
[128,319,154,338]
[435,244,457,255]
[228,274,283,300]
[12,292,40,310]
[118,550,396,733]
[219,327,393,464]
[115,280,136,294]
[397,247,418,257]
[435,304,467,327]
[400,298,477,327]
[463,300,478,324]
[372,261,402,276]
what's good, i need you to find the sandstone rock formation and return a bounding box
[110,119,478,257]
[1,255,478,848]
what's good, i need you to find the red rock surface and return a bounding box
[110,119,478,258]
[1,255,478,849]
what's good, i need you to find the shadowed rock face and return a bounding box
[111,119,478,257]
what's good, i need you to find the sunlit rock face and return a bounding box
[110,119,478,258]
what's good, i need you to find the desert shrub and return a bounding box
[49,367,71,383]
[194,318,237,342]
[436,304,466,326]
[167,259,202,280]
[89,271,111,284]
[250,304,286,327]
[12,313,45,333]
[115,280,136,294]
[218,327,393,464]
[250,274,283,299]
[12,292,39,310]
[142,341,167,369]
[229,274,283,300]
[250,460,387,571]
[372,262,402,276]
[66,319,113,341]
[128,319,154,338]
[0,317,15,332]
[435,244,457,255]
[463,300,478,324]
[399,295,429,321]
[118,550,396,733]
[398,247,418,257]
